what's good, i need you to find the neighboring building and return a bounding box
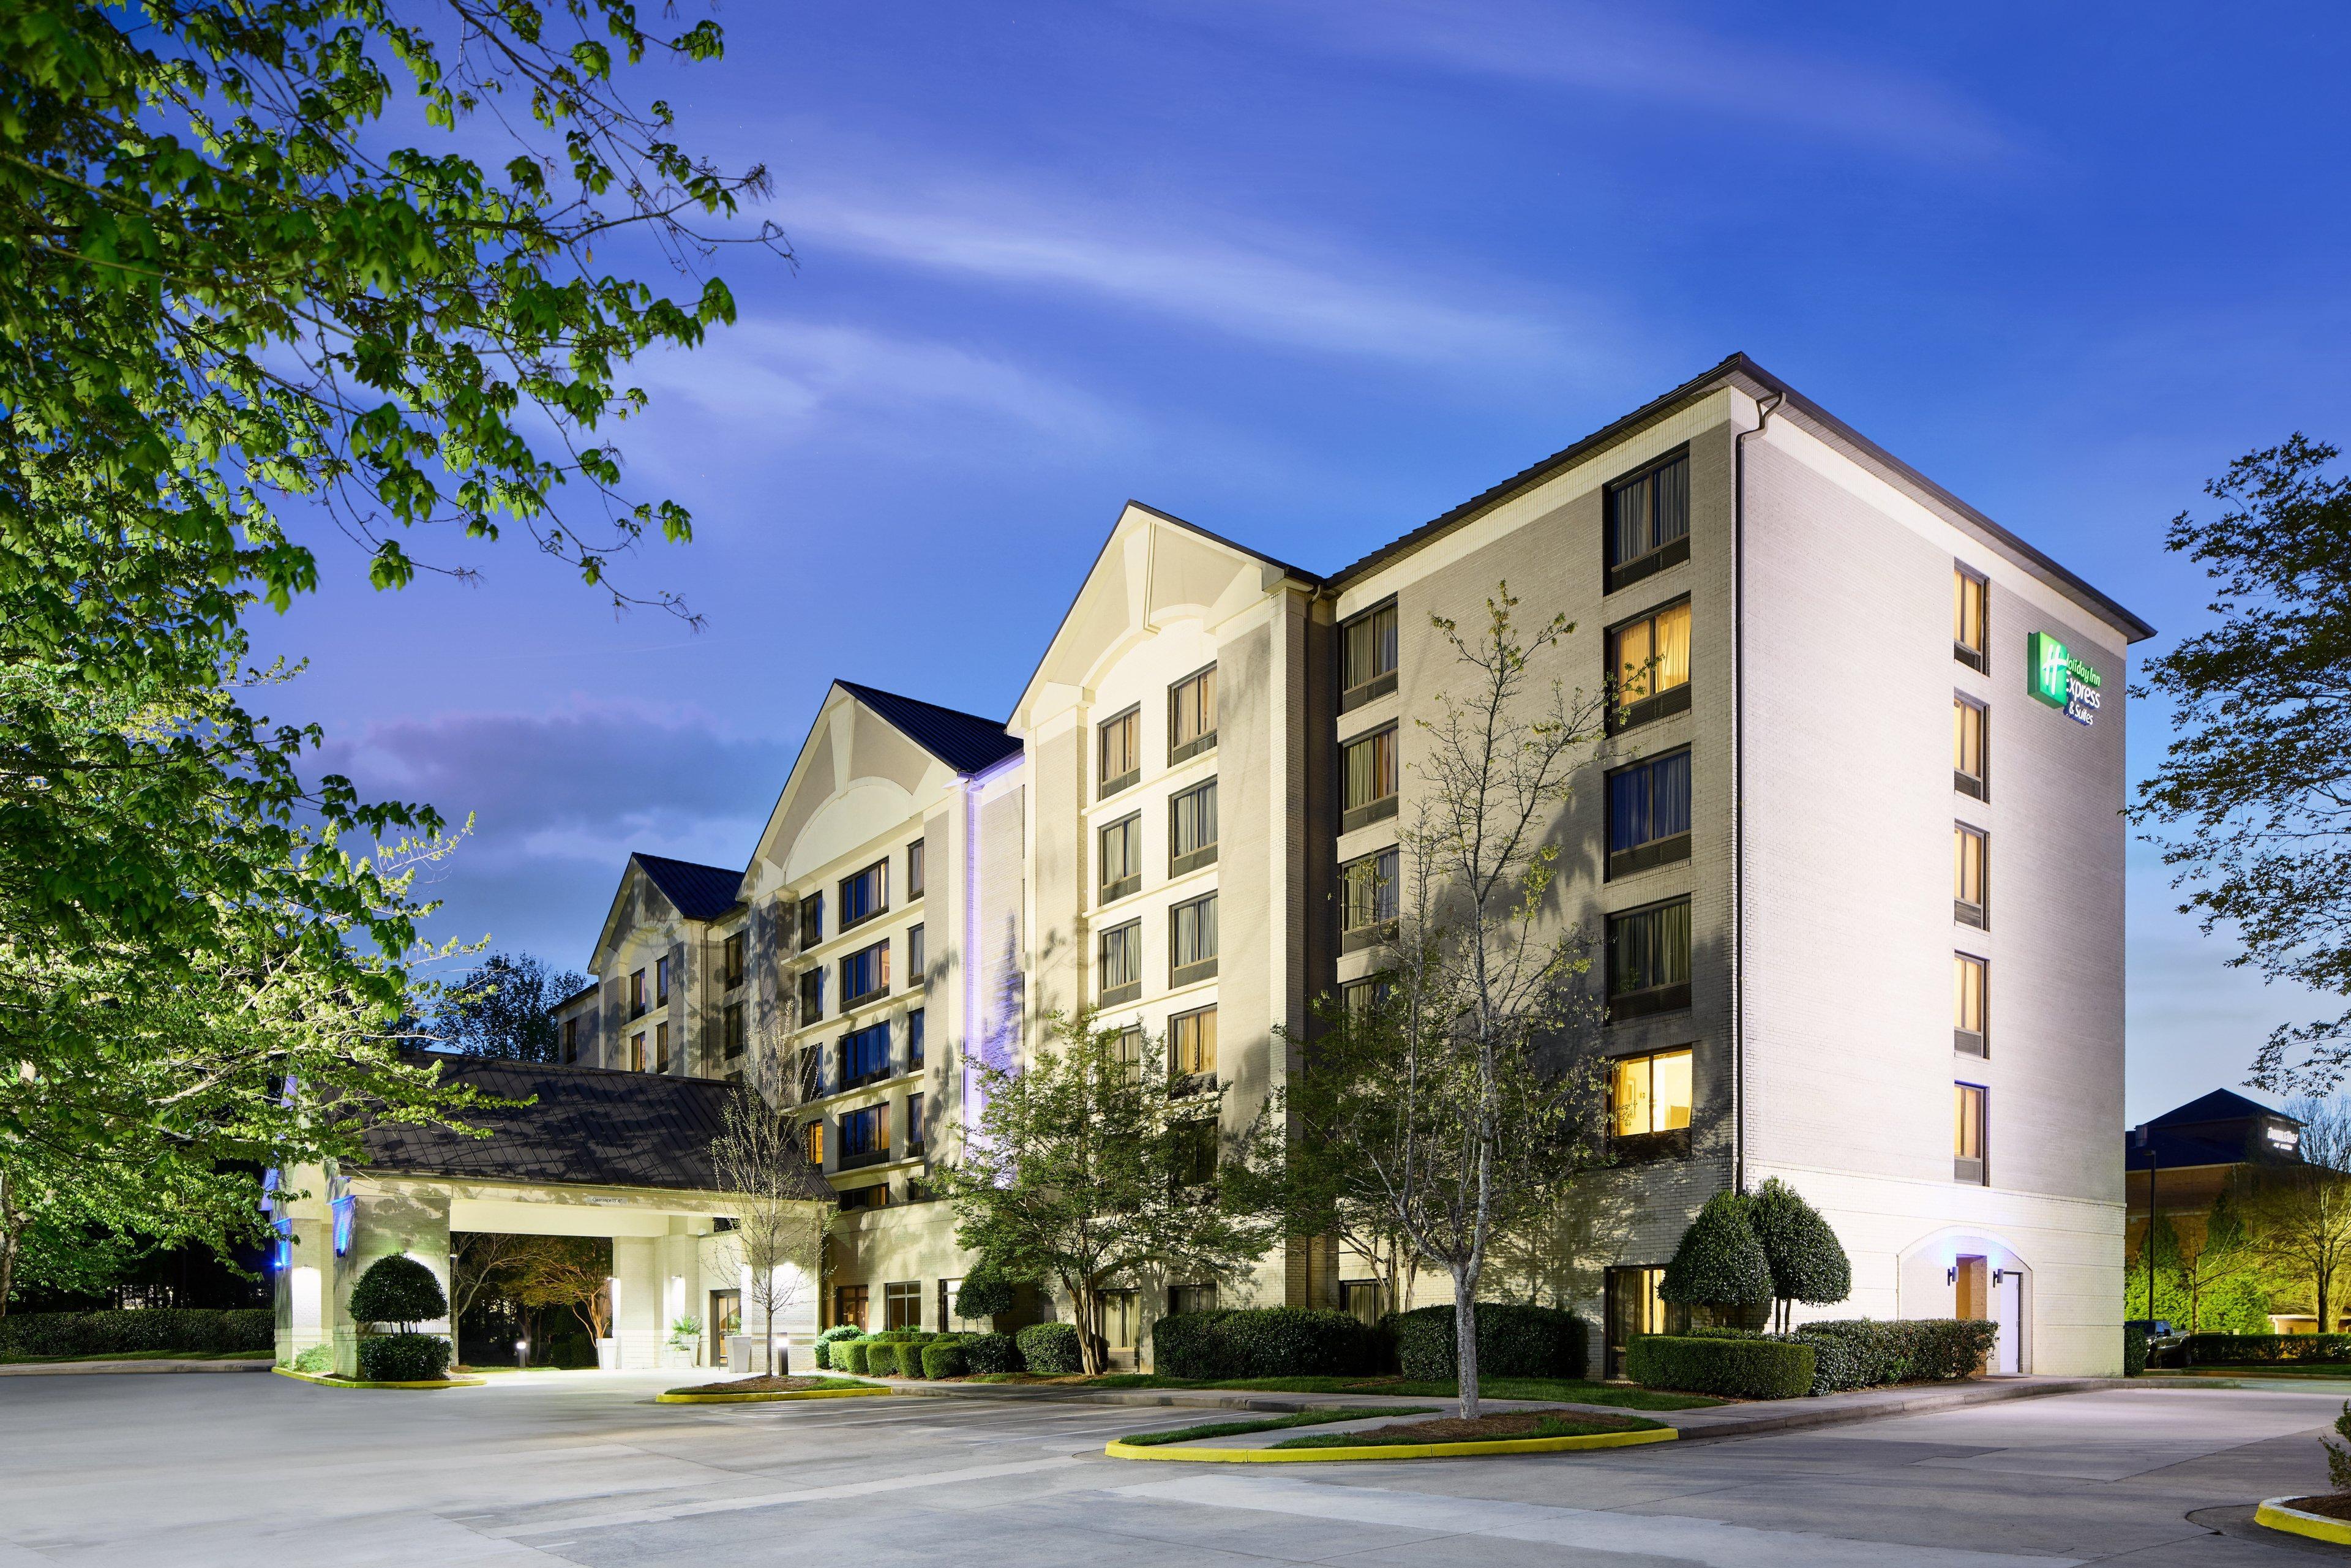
[2123,1088,2314,1328]
[543,352,2148,1375]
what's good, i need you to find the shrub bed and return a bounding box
[1791,1318,1997,1388]
[356,1332,452,1382]
[812,1326,864,1371]
[961,1332,1019,1374]
[1395,1304,1586,1382]
[921,1337,968,1379]
[1625,1335,1815,1400]
[1017,1322,1082,1374]
[0,1307,275,1359]
[1151,1308,1374,1381]
[2180,1333,2351,1365]
[837,1340,872,1375]
[292,1345,334,1373]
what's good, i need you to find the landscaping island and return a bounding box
[1105,1407,1674,1463]
[657,1375,888,1404]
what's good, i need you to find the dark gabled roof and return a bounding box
[631,853,745,921]
[838,681,1022,774]
[2148,1089,2295,1129]
[359,1053,830,1197]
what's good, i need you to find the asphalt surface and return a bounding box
[2,1370,2345,1565]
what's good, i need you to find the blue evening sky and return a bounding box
[245,2,2351,1123]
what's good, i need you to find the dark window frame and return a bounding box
[563,1016,580,1065]
[905,1091,926,1155]
[883,1280,921,1331]
[1168,662,1218,765]
[839,939,891,1010]
[1098,704,1142,799]
[1170,1004,1218,1088]
[1170,892,1219,988]
[839,1100,891,1168]
[1169,778,1219,877]
[798,965,825,1026]
[907,838,926,899]
[1607,896,1692,1021]
[1955,822,1989,929]
[629,968,647,1019]
[1604,446,1692,595]
[838,859,889,933]
[1606,746,1693,879]
[1340,723,1400,833]
[722,1001,746,1060]
[908,1007,926,1068]
[1954,693,1989,801]
[841,1020,893,1090]
[1954,562,1990,673]
[655,955,670,1006]
[1605,596,1693,735]
[1955,1081,1989,1185]
[1338,846,1398,953]
[1098,918,1143,1007]
[722,930,747,989]
[798,892,824,950]
[1099,811,1142,904]
[1955,953,1988,1057]
[1608,1045,1694,1161]
[1339,598,1400,712]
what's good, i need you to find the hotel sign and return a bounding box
[2027,631,2102,726]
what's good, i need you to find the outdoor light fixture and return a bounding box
[1946,1265,1957,1286]
[1992,1269,2004,1286]
[330,1195,356,1256]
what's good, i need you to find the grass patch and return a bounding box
[1119,1406,1436,1447]
[1272,1411,1665,1449]
[1,1348,273,1365]
[933,1370,1713,1410]
[666,1374,871,1396]
[2173,1364,2351,1378]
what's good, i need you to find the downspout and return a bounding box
[1732,388,1784,1196]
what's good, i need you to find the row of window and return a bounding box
[1100,664,1219,800]
[792,840,926,953]
[1098,893,1219,1004]
[1098,778,1218,903]
[796,925,924,1024]
[1105,1007,1220,1083]
[1952,561,1993,1187]
[803,1089,926,1174]
[795,1009,926,1101]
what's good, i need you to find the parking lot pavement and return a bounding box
[2,1373,2343,1566]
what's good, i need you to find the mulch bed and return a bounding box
[2282,1495,2351,1523]
[1354,1411,1648,1442]
[670,1375,837,1395]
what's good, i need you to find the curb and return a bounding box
[1666,1376,2113,1444]
[271,1366,484,1390]
[656,1386,891,1405]
[0,1358,273,1376]
[2258,1498,2351,1548]
[1106,1426,1679,1464]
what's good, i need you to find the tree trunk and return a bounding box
[765,1296,776,1375]
[1453,1273,1479,1421]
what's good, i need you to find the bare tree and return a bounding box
[1292,587,1611,1419]
[2251,1097,2351,1332]
[449,1232,542,1360]
[711,1057,834,1375]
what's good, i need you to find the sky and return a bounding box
[242,1,2351,1125]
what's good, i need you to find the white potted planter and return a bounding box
[595,1337,620,1371]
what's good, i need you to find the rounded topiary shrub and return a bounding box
[1749,1178,1851,1316]
[357,1332,452,1382]
[1660,1191,1771,1312]
[954,1268,1019,1324]
[837,1339,872,1375]
[921,1338,969,1379]
[961,1332,1019,1375]
[1016,1321,1082,1375]
[1394,1304,1585,1382]
[350,1255,447,1329]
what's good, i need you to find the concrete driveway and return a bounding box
[0,1373,2341,1565]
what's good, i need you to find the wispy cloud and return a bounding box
[1244,0,2015,165]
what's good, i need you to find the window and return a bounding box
[1171,893,1219,986]
[798,966,824,1026]
[1608,898,1691,1019]
[656,955,670,1005]
[884,1280,922,1331]
[1100,812,1142,903]
[1171,1005,1218,1079]
[839,1182,888,1212]
[563,1016,579,1065]
[1954,696,1987,800]
[1338,1281,1385,1327]
[655,1021,672,1073]
[798,891,823,949]
[1955,1082,1987,1184]
[1339,847,1398,951]
[630,1030,647,1072]
[798,1045,825,1102]
[1112,1024,1144,1082]
[722,1002,746,1060]
[1341,725,1399,832]
[908,923,925,978]
[908,1008,926,1068]
[839,860,888,931]
[1341,973,1395,1027]
[1608,748,1691,878]
[1954,564,1989,672]
[1172,1117,1218,1188]
[842,1021,892,1088]
[1955,955,1987,1056]
[630,968,647,1018]
[839,940,890,1008]
[1096,1288,1141,1353]
[833,1283,868,1329]
[905,1092,925,1153]
[907,839,926,899]
[1954,823,1988,928]
[1341,599,1400,711]
[1099,705,1141,798]
[1169,1283,1219,1317]
[841,1102,890,1166]
[1604,1266,1687,1378]
[1098,919,1143,1006]
[1607,599,1692,732]
[723,931,747,989]
[1169,664,1218,764]
[1606,448,1690,593]
[1170,779,1218,876]
[800,1117,824,1168]
[1611,1047,1693,1157]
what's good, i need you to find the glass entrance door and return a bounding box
[708,1289,740,1367]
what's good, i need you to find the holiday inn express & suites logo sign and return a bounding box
[2027,631,2102,726]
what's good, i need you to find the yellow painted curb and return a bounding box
[271,1366,483,1390]
[1105,1425,1678,1463]
[656,1385,892,1405]
[2257,1498,2351,1546]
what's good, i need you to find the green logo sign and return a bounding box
[2027,631,2102,726]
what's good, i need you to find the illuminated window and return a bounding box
[1170,780,1218,875]
[1954,824,1988,928]
[1098,920,1142,1005]
[833,1283,868,1327]
[1171,1005,1218,1079]
[839,860,888,931]
[1100,813,1141,903]
[1169,664,1218,763]
[1954,955,1987,1056]
[631,1030,647,1072]
[1611,1047,1693,1141]
[1606,449,1690,593]
[1341,726,1399,831]
[1608,899,1691,1020]
[1608,748,1691,877]
[1954,696,1987,800]
[1171,893,1218,986]
[1341,599,1400,711]
[839,1183,888,1212]
[1608,599,1692,732]
[1955,1083,1987,1184]
[801,1118,824,1168]
[1954,565,1989,670]
[1100,705,1141,797]
[1604,1266,1687,1378]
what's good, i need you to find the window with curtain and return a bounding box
[1169,664,1218,763]
[1100,812,1141,902]
[833,1283,867,1327]
[1099,705,1141,796]
[722,1002,744,1060]
[1954,1083,1987,1183]
[631,1030,646,1071]
[842,1021,892,1086]
[1607,748,1692,876]
[905,1093,925,1152]
[908,1007,926,1068]
[629,968,647,1016]
[1171,893,1218,984]
[656,955,670,1004]
[1341,725,1399,831]
[1610,1046,1693,1145]
[839,940,890,1007]
[1607,898,1691,1019]
[1954,955,1987,1055]
[1098,919,1142,1004]
[1954,824,1988,928]
[1341,599,1400,710]
[1341,974,1395,1026]
[654,1021,670,1073]
[798,891,823,949]
[1954,565,1989,670]
[798,966,824,1025]
[1170,779,1218,874]
[1113,1023,1144,1082]
[1170,1283,1219,1316]
[724,930,746,988]
[840,1101,890,1163]
[839,860,888,929]
[1607,599,1692,732]
[907,838,925,898]
[1605,449,1690,592]
[1340,847,1398,944]
[1954,696,1987,798]
[1171,1006,1217,1078]
[801,1119,824,1168]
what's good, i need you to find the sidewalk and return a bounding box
[0,1357,272,1376]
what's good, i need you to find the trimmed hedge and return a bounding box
[356,1332,452,1382]
[2123,1324,2148,1377]
[1150,1308,1374,1382]
[1017,1321,1082,1375]
[812,1325,864,1371]
[1793,1318,1998,1388]
[837,1340,872,1375]
[2180,1333,2351,1365]
[921,1337,969,1379]
[0,1307,274,1358]
[961,1332,1019,1374]
[1625,1334,1815,1400]
[1394,1304,1586,1382]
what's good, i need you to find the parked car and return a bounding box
[2126,1319,2186,1367]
